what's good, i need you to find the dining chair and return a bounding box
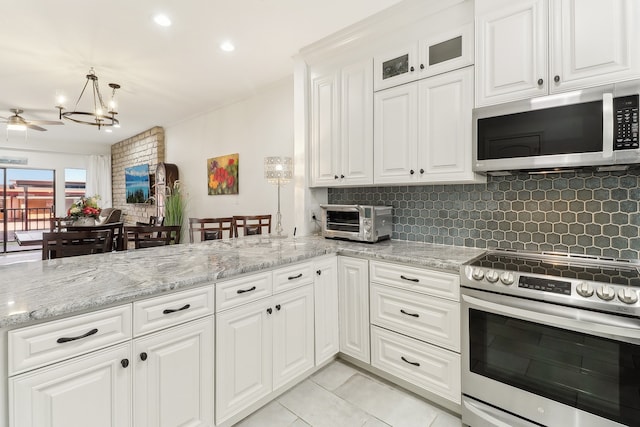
[135,215,165,226]
[188,217,234,243]
[49,217,69,232]
[42,230,114,260]
[232,215,272,237]
[125,225,181,249]
[66,222,126,251]
[95,208,122,225]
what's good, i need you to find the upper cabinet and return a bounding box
[309,58,373,187]
[475,0,640,107]
[374,24,474,91]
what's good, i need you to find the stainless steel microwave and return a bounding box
[320,204,392,243]
[473,79,640,174]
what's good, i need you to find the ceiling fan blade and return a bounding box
[28,120,64,125]
[26,124,47,131]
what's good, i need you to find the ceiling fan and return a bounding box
[0,109,63,131]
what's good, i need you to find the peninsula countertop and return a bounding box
[0,236,484,328]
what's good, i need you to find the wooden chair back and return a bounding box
[232,215,272,237]
[125,225,181,249]
[188,217,234,243]
[66,222,125,251]
[136,215,165,226]
[42,230,114,260]
[49,217,68,232]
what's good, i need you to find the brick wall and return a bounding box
[111,126,165,225]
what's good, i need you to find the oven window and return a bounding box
[326,210,360,233]
[469,309,640,425]
[477,100,604,160]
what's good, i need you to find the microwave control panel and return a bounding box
[614,94,639,150]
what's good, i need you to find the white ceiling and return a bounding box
[0,0,402,150]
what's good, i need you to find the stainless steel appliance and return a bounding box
[320,204,392,243]
[460,250,640,427]
[473,79,640,174]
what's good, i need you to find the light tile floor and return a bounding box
[234,360,462,427]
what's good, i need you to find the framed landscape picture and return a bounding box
[125,164,150,203]
[208,153,239,195]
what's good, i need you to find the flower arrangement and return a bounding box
[67,195,101,220]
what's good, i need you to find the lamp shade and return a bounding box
[264,156,293,184]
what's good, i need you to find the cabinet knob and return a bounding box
[276,304,281,311]
[140,352,148,361]
[537,78,544,86]
[420,64,425,70]
[121,359,129,368]
[554,75,560,83]
[316,269,322,276]
[340,174,345,179]
[410,66,415,72]
[334,175,339,179]
[419,168,424,174]
[267,308,273,314]
[410,169,415,175]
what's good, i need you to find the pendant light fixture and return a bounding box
[55,68,120,130]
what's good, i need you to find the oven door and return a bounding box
[461,288,640,427]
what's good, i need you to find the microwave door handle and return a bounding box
[602,92,614,159]
[462,293,640,343]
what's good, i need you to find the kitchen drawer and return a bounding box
[273,261,314,293]
[371,325,460,404]
[216,271,272,312]
[370,283,460,352]
[9,305,132,375]
[133,285,214,336]
[370,260,459,301]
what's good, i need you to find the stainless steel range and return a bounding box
[460,250,640,427]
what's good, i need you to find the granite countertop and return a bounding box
[0,235,484,328]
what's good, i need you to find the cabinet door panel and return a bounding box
[310,71,340,186]
[134,317,214,427]
[550,0,640,92]
[272,285,314,390]
[418,67,474,181]
[314,257,339,365]
[216,298,272,425]
[374,83,418,184]
[10,343,131,427]
[475,0,548,106]
[338,256,370,363]
[374,44,418,91]
[341,59,373,185]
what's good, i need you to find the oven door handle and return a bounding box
[462,293,640,343]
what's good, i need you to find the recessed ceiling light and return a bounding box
[220,41,235,52]
[154,14,172,27]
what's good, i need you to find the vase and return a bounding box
[73,217,96,226]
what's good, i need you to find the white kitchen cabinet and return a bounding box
[9,343,132,427]
[310,59,373,187]
[476,0,640,106]
[374,24,474,91]
[133,316,214,427]
[313,256,339,365]
[338,256,370,363]
[216,280,314,425]
[374,66,479,185]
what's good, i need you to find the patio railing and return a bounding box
[0,207,54,241]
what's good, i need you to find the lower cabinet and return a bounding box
[338,256,370,363]
[216,284,314,425]
[313,256,339,365]
[9,343,132,427]
[133,316,214,427]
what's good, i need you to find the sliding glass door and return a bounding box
[0,168,5,253]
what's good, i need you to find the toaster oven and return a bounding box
[320,204,392,243]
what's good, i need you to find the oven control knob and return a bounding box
[576,282,594,298]
[471,269,484,281]
[596,285,616,301]
[485,270,499,283]
[618,288,638,304]
[499,272,515,285]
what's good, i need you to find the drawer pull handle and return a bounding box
[237,286,256,294]
[400,309,419,318]
[56,328,99,344]
[401,356,420,367]
[288,273,303,280]
[400,275,419,283]
[163,304,191,314]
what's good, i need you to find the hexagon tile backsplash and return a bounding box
[328,171,640,261]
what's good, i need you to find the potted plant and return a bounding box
[164,181,185,241]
